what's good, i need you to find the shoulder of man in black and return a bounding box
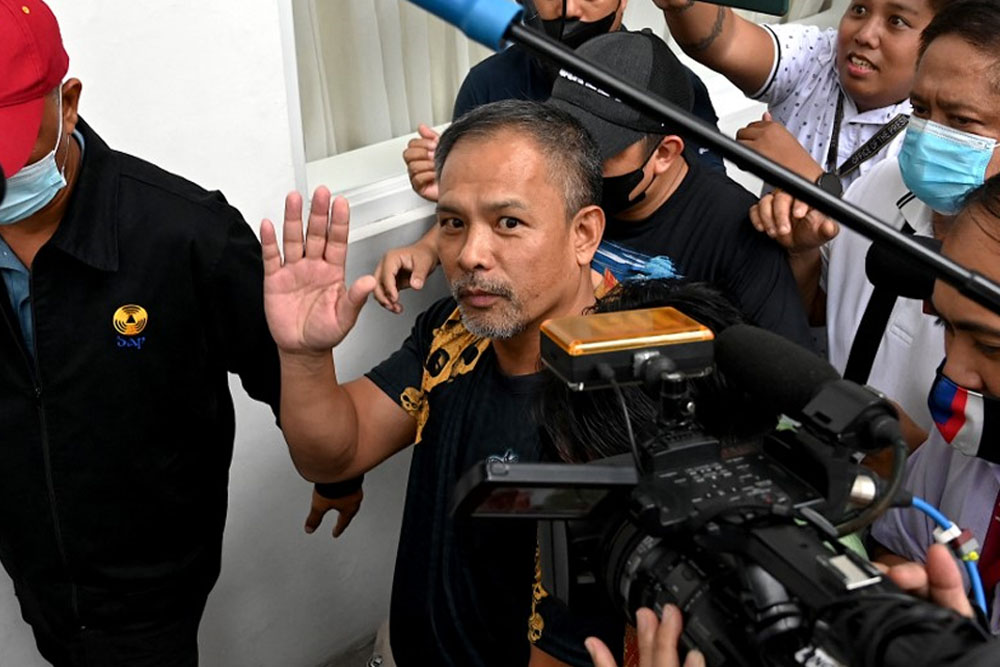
[643,159,815,350]
[690,164,816,350]
[452,45,551,120]
[366,295,461,398]
[65,118,282,412]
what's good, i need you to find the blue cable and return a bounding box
[911,496,988,615]
[911,496,951,530]
[965,560,988,616]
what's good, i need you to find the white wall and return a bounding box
[0,2,441,666]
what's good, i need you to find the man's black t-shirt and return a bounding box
[366,299,546,666]
[453,44,726,173]
[596,158,814,350]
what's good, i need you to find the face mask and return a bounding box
[899,116,998,215]
[0,94,68,225]
[541,1,619,49]
[601,144,658,217]
[927,364,1000,464]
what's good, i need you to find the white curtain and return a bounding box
[293,0,492,160]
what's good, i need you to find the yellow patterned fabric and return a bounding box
[398,307,490,443]
[529,544,550,643]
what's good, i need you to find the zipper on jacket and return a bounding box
[9,270,82,626]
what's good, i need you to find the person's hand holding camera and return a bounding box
[586,605,705,667]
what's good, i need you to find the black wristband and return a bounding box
[314,475,364,499]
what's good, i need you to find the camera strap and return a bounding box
[842,221,916,385]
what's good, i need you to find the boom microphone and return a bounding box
[866,236,943,300]
[715,324,839,416]
[715,325,901,452]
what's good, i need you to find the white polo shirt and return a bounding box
[753,24,911,190]
[822,158,942,430]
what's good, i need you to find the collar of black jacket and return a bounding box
[49,117,120,273]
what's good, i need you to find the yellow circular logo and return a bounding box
[113,305,148,336]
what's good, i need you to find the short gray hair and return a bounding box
[435,100,603,218]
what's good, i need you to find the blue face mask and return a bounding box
[0,95,68,226]
[899,116,998,215]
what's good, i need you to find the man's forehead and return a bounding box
[919,34,1000,79]
[436,195,530,215]
[439,133,557,194]
[877,0,925,15]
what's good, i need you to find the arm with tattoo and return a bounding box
[678,5,727,53]
[654,0,776,96]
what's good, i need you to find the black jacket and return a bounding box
[0,120,280,635]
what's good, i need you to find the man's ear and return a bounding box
[61,78,82,137]
[651,135,685,175]
[571,204,605,266]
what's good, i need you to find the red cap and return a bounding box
[0,0,68,177]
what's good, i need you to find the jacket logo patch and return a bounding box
[113,304,148,335]
[113,304,148,350]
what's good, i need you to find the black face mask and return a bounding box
[541,2,619,49]
[601,145,658,217]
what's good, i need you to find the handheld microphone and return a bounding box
[715,325,902,452]
[866,236,942,300]
[0,164,6,206]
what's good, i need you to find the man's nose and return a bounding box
[457,225,494,273]
[563,0,586,19]
[942,339,985,393]
[853,17,881,49]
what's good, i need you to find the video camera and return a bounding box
[453,307,995,667]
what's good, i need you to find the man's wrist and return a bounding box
[278,348,334,374]
[315,475,364,498]
[787,245,822,262]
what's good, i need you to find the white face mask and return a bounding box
[0,93,68,225]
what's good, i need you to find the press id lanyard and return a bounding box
[825,91,909,178]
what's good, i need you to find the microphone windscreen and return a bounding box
[714,324,839,416]
[865,236,942,300]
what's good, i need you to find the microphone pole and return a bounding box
[406,0,1000,316]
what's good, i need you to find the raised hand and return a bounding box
[404,124,440,202]
[261,187,377,355]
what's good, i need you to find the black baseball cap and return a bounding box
[548,29,694,161]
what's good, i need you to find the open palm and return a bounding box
[261,187,376,354]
